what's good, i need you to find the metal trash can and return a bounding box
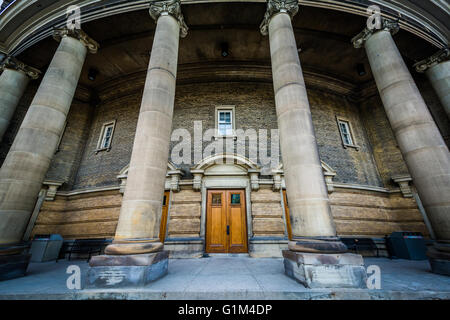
[30,234,64,262]
[386,232,427,260]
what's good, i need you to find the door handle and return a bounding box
[227,225,230,235]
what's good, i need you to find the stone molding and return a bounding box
[274,161,336,193]
[0,56,40,79]
[414,47,450,73]
[2,0,447,57]
[42,180,64,201]
[392,174,413,198]
[149,0,188,38]
[53,28,99,54]
[260,0,299,36]
[352,19,400,49]
[118,162,184,193]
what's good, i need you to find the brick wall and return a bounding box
[70,81,383,189]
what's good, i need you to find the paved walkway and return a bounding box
[0,256,449,299]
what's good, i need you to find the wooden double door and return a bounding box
[206,189,248,253]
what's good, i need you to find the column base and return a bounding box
[86,251,168,288]
[282,250,367,288]
[427,242,450,276]
[0,244,31,281]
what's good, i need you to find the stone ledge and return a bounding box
[89,251,168,267]
[283,250,364,266]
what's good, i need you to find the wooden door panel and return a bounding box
[283,190,292,240]
[228,190,247,253]
[159,191,170,243]
[206,191,227,252]
[210,207,225,245]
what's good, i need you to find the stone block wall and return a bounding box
[330,189,428,238]
[250,187,285,237]
[31,190,121,239]
[167,188,202,238]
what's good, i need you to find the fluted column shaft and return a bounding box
[266,12,336,239]
[106,6,187,255]
[0,30,97,245]
[0,58,40,142]
[357,27,450,241]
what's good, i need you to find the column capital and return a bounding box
[0,56,41,79]
[149,0,188,38]
[413,47,450,73]
[260,0,299,36]
[352,18,399,49]
[53,28,99,54]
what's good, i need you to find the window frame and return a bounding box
[215,106,236,139]
[336,116,359,150]
[96,120,116,153]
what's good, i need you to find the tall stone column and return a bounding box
[260,0,366,288]
[0,28,97,281]
[0,57,40,142]
[353,20,450,276]
[87,0,188,288]
[414,48,450,120]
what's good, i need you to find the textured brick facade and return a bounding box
[62,81,384,189]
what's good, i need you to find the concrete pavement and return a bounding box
[0,256,449,299]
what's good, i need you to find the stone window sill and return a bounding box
[343,144,360,151]
[213,135,237,141]
[95,147,112,154]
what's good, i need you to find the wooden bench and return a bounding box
[57,239,108,262]
[341,237,379,257]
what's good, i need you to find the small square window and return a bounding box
[212,194,222,205]
[231,194,241,205]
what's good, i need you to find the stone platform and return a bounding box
[0,257,449,300]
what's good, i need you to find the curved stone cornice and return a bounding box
[1,1,448,56]
[149,0,188,38]
[53,27,99,54]
[352,18,400,49]
[0,56,40,79]
[414,47,450,73]
[260,0,299,36]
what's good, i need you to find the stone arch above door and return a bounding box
[117,161,184,193]
[190,153,261,191]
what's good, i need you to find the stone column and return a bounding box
[0,28,97,280]
[414,48,450,119]
[87,0,188,288]
[0,57,40,142]
[353,20,450,275]
[0,28,97,245]
[260,0,366,289]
